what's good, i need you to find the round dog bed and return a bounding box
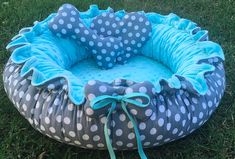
[3,4,225,159]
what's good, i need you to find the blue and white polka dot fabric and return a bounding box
[48,4,152,69]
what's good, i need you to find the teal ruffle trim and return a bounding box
[6,4,224,105]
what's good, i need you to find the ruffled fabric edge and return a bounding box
[6,4,225,105]
[141,13,224,94]
[6,5,115,105]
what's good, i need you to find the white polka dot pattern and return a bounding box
[4,4,225,151]
[4,57,225,150]
[3,57,226,150]
[84,80,155,120]
[91,12,152,64]
[48,4,152,69]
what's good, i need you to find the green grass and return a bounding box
[0,0,234,158]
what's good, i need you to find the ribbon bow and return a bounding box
[84,80,155,120]
[91,92,150,159]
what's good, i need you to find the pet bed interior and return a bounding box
[7,5,224,105]
[69,56,173,85]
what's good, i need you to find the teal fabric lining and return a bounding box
[68,56,173,88]
[6,5,224,105]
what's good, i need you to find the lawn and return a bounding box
[0,0,234,159]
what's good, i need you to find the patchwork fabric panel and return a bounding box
[48,4,152,69]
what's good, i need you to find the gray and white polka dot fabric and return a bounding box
[84,80,155,120]
[48,4,123,69]
[3,57,225,150]
[91,12,152,63]
[48,4,152,69]
[4,4,226,159]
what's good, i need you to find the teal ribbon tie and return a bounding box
[90,92,150,159]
